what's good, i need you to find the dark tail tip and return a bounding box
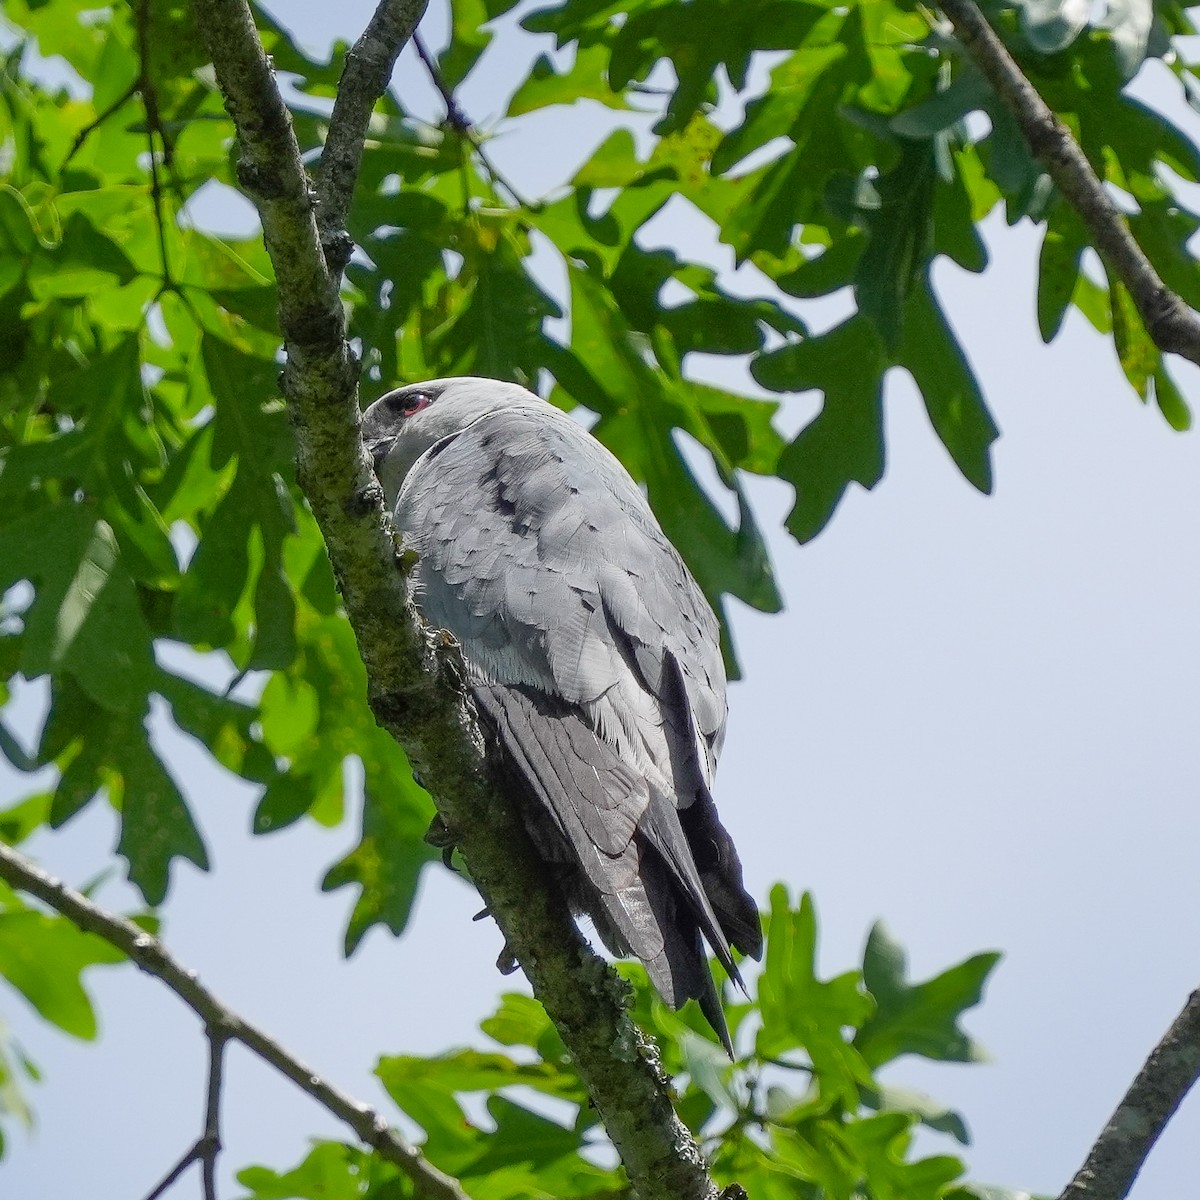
[699,970,735,1059]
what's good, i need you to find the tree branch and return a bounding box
[939,0,1200,367]
[200,1024,228,1200]
[1058,990,1200,1200]
[0,841,468,1200]
[187,4,724,1197]
[140,1021,223,1200]
[411,31,533,210]
[314,0,430,272]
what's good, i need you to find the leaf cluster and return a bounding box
[236,891,1005,1200]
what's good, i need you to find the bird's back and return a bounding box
[396,402,761,1052]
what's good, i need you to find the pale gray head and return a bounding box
[362,377,543,507]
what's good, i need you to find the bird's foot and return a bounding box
[496,943,519,975]
[424,815,459,871]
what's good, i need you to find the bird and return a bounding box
[361,376,762,1055]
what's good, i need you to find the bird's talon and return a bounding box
[424,814,456,849]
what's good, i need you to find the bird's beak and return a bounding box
[365,437,394,474]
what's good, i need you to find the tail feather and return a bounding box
[471,679,754,1055]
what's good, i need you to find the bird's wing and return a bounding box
[397,406,726,776]
[396,406,753,1036]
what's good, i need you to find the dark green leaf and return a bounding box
[855,140,936,351]
[900,277,997,494]
[760,317,887,543]
[1037,203,1088,343]
[855,921,1000,1067]
[115,735,209,905]
[891,71,992,139]
[0,505,157,713]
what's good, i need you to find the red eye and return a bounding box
[392,390,432,417]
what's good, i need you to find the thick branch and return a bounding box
[1059,990,1200,1200]
[188,4,720,1198]
[940,0,1200,367]
[315,0,429,270]
[0,842,468,1200]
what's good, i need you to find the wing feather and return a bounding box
[397,403,757,1051]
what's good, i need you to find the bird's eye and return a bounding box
[399,391,432,416]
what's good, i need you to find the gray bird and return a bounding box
[362,377,762,1054]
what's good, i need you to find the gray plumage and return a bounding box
[362,377,761,1054]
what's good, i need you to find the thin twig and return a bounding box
[62,81,138,166]
[142,1140,204,1200]
[140,1025,227,1199]
[939,0,1200,367]
[315,0,430,272]
[200,1025,228,1200]
[412,31,534,210]
[134,0,174,287]
[0,842,469,1200]
[1058,990,1200,1200]
[411,32,470,135]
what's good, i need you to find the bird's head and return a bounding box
[362,376,541,507]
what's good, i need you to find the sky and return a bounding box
[4,2,1200,1198]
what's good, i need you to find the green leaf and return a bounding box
[839,1111,965,1200]
[377,1048,577,1102]
[891,70,992,139]
[439,0,497,89]
[759,317,888,543]
[756,887,875,1106]
[481,992,571,1065]
[855,921,1000,1067]
[1107,274,1157,399]
[1152,361,1191,431]
[321,777,438,954]
[471,1094,584,1173]
[0,794,51,845]
[861,1081,972,1145]
[1037,203,1088,343]
[855,140,936,351]
[900,277,997,494]
[679,1028,740,1111]
[506,45,626,115]
[0,1015,38,1150]
[571,128,647,188]
[26,211,137,299]
[0,505,157,713]
[172,470,255,650]
[0,908,124,1038]
[435,226,561,386]
[237,1142,378,1200]
[115,735,210,905]
[0,186,37,254]
[712,42,848,176]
